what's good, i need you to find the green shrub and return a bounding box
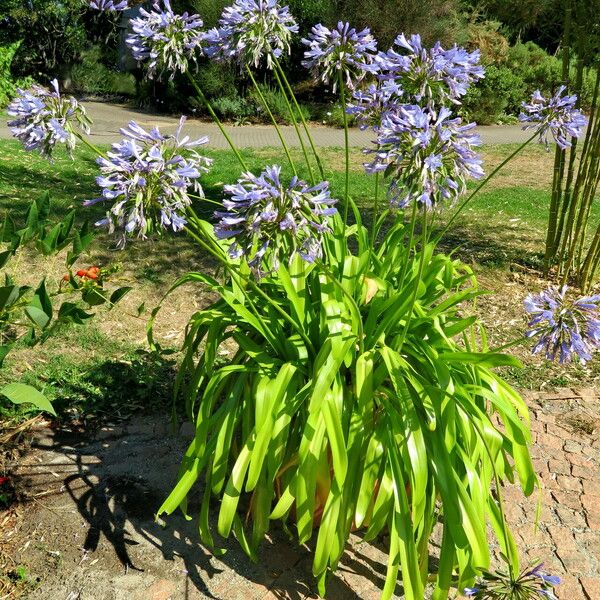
[249,83,312,124]
[0,41,33,108]
[211,95,256,121]
[462,65,526,124]
[71,46,136,97]
[505,42,596,111]
[193,61,239,99]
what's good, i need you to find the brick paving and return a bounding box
[504,388,600,600]
[3,388,600,599]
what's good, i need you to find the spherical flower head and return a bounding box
[376,33,484,105]
[524,285,600,364]
[126,0,204,80]
[519,86,588,150]
[7,79,91,159]
[214,165,337,274]
[364,105,483,210]
[346,80,403,131]
[87,117,212,246]
[203,0,298,70]
[302,21,378,91]
[89,0,128,11]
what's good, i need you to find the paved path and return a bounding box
[3,387,600,599]
[2,100,532,148]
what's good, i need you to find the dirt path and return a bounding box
[2,388,599,600]
[1,101,533,148]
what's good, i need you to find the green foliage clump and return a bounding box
[249,83,312,123]
[193,61,239,99]
[71,46,136,97]
[462,65,525,124]
[1,0,88,78]
[0,41,33,108]
[211,95,256,121]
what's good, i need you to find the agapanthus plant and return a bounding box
[302,21,378,91]
[464,563,560,599]
[89,0,128,11]
[203,0,298,69]
[365,105,484,209]
[214,165,336,271]
[525,285,600,363]
[88,117,212,246]
[519,86,588,150]
[126,0,204,79]
[7,79,91,158]
[31,14,560,600]
[376,33,484,105]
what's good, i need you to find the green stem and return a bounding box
[183,212,315,354]
[438,132,538,241]
[75,133,107,159]
[271,64,315,184]
[396,201,419,291]
[490,336,529,353]
[185,71,248,171]
[370,172,381,246]
[245,66,297,177]
[338,70,351,276]
[273,58,325,180]
[396,209,428,355]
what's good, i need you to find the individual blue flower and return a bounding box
[519,86,588,150]
[126,0,204,79]
[203,0,298,70]
[7,79,91,158]
[527,564,561,587]
[214,165,337,272]
[524,285,600,364]
[462,587,480,597]
[87,117,212,246]
[364,105,483,209]
[346,80,403,131]
[302,21,378,91]
[89,0,128,11]
[376,33,484,105]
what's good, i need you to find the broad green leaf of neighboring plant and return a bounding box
[0,382,56,415]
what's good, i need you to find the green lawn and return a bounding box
[0,138,569,234]
[1,138,599,422]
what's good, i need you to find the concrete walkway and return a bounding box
[2,100,532,148]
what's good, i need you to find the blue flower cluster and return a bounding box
[88,118,212,246]
[465,563,561,599]
[519,86,588,150]
[7,79,91,158]
[524,285,600,364]
[89,0,128,11]
[214,165,337,272]
[377,34,484,105]
[364,105,483,209]
[127,0,204,79]
[302,22,378,91]
[336,34,485,211]
[204,0,298,69]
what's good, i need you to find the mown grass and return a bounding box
[1,138,599,422]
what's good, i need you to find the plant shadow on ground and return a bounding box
[11,417,417,599]
[2,349,178,427]
[438,221,545,271]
